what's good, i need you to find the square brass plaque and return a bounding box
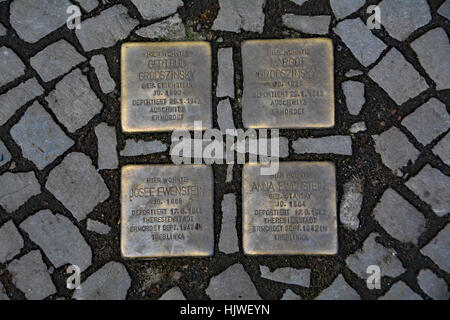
[243,162,337,255]
[121,42,212,132]
[242,39,334,129]
[121,164,214,258]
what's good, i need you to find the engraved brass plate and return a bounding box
[242,39,334,129]
[121,42,212,132]
[243,162,337,255]
[121,164,214,258]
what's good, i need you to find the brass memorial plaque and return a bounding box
[121,42,212,132]
[121,165,214,258]
[242,39,334,129]
[243,162,337,255]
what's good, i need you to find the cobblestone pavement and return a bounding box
[0,0,449,300]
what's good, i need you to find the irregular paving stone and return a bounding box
[120,139,167,156]
[368,48,428,105]
[405,165,450,216]
[378,281,422,300]
[349,121,367,133]
[334,18,387,67]
[7,250,56,300]
[76,5,139,52]
[212,0,266,33]
[373,188,425,244]
[90,55,115,94]
[438,0,450,20]
[86,218,111,235]
[0,171,40,213]
[95,123,118,170]
[11,102,74,170]
[30,40,85,82]
[0,46,25,87]
[290,0,307,6]
[10,0,72,43]
[217,48,234,98]
[372,127,420,176]
[433,132,450,166]
[135,14,186,40]
[330,0,365,20]
[402,98,450,145]
[420,225,450,273]
[345,69,363,77]
[131,0,182,20]
[20,210,92,271]
[281,289,301,300]
[0,78,44,125]
[0,220,24,263]
[206,264,261,300]
[346,233,406,279]
[260,266,310,287]
[217,99,236,133]
[219,193,238,254]
[293,136,352,155]
[77,0,98,12]
[340,176,363,230]
[0,283,8,300]
[46,152,110,221]
[72,262,131,300]
[230,136,290,159]
[342,80,365,115]
[410,28,450,90]
[46,69,103,133]
[159,287,186,300]
[316,274,360,300]
[226,164,233,183]
[417,269,449,300]
[0,23,6,36]
[0,139,11,167]
[282,14,331,35]
[378,0,431,41]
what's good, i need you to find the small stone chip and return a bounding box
[76,5,139,52]
[282,14,331,35]
[90,55,115,94]
[46,69,103,133]
[432,132,450,166]
[334,18,387,67]
[373,188,425,245]
[330,0,365,20]
[420,225,450,273]
[73,262,131,300]
[293,136,352,155]
[0,220,24,263]
[219,193,238,254]
[315,274,360,300]
[7,250,57,300]
[342,80,365,115]
[0,78,44,125]
[95,123,118,170]
[46,152,110,221]
[417,269,449,300]
[131,0,183,21]
[260,266,310,287]
[135,14,186,40]
[20,210,92,271]
[281,289,301,300]
[378,281,422,300]
[0,171,40,213]
[212,0,266,33]
[411,28,450,90]
[30,40,85,82]
[340,176,363,231]
[217,48,235,98]
[0,46,25,87]
[159,287,186,300]
[369,48,428,105]
[346,233,405,279]
[405,165,449,216]
[372,127,420,176]
[206,264,261,300]
[86,219,111,235]
[11,102,74,170]
[349,121,367,133]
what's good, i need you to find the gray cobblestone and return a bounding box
[420,224,450,273]
[342,80,365,115]
[90,55,116,94]
[432,132,450,166]
[282,15,331,35]
[340,176,363,231]
[120,139,167,156]
[378,281,422,300]
[293,136,352,155]
[131,0,183,21]
[0,46,25,87]
[212,0,266,33]
[135,14,185,40]
[417,269,449,300]
[0,171,40,213]
[330,0,365,20]
[87,218,111,235]
[260,266,310,287]
[219,193,238,254]
[0,220,24,263]
[95,123,118,170]
[159,287,186,300]
[217,48,235,98]
[315,274,360,300]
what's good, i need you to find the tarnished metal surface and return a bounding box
[243,162,337,255]
[242,39,334,129]
[121,42,212,132]
[121,164,214,258]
